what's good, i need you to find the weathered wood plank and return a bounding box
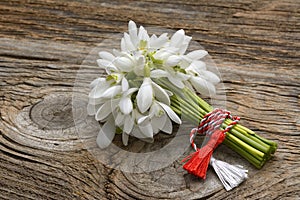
[1,0,299,199]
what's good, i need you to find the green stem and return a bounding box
[223,137,263,169]
[222,122,270,155]
[159,79,277,169]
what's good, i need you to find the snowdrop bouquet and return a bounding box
[88,21,277,169]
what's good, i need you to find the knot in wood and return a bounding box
[30,94,75,130]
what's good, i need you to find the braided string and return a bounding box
[189,108,240,151]
[183,108,248,191]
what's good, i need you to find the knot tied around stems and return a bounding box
[182,108,248,191]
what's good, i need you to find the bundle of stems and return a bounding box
[156,78,277,169]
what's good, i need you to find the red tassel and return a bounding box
[182,129,226,179]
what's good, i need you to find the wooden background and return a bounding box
[1,0,299,199]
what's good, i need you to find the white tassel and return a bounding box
[210,156,248,191]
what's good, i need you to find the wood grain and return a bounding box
[1,0,299,199]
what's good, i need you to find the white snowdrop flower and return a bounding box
[96,58,118,74]
[186,60,220,89]
[99,51,115,62]
[128,20,139,47]
[95,98,119,122]
[185,60,207,72]
[150,101,180,134]
[136,77,153,113]
[189,76,216,96]
[88,78,113,106]
[151,69,190,89]
[153,47,178,60]
[119,77,137,115]
[123,20,169,52]
[170,29,185,49]
[128,109,153,141]
[186,50,208,60]
[165,55,182,67]
[113,56,134,72]
[137,100,181,137]
[149,33,168,50]
[180,50,208,68]
[137,77,171,113]
[96,115,116,149]
[138,26,150,46]
[151,81,170,105]
[169,29,192,54]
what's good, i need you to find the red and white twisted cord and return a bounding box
[185,108,248,191]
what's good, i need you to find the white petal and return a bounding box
[119,97,133,115]
[95,100,114,121]
[150,69,169,78]
[128,20,137,35]
[179,35,192,55]
[151,114,161,134]
[99,51,115,61]
[111,98,121,110]
[201,71,220,84]
[137,115,149,124]
[134,55,145,76]
[153,48,177,60]
[130,126,141,137]
[123,87,138,96]
[136,78,153,113]
[165,55,181,67]
[89,80,111,99]
[88,97,106,105]
[170,29,185,48]
[115,112,125,127]
[124,114,134,134]
[152,81,170,105]
[190,77,216,96]
[149,34,157,50]
[153,125,160,135]
[187,50,208,60]
[138,121,153,138]
[149,102,161,118]
[177,72,190,80]
[191,60,207,71]
[133,109,142,120]
[87,103,101,116]
[157,102,181,124]
[161,116,172,134]
[96,116,116,149]
[186,61,206,76]
[121,38,126,52]
[121,77,129,92]
[97,59,117,71]
[90,77,105,89]
[150,33,168,49]
[114,56,133,72]
[122,132,129,146]
[179,57,191,69]
[101,85,122,98]
[138,26,150,42]
[151,114,167,130]
[131,126,153,142]
[113,49,122,57]
[168,74,185,88]
[124,33,136,52]
[128,20,138,46]
[183,80,195,93]
[165,89,173,96]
